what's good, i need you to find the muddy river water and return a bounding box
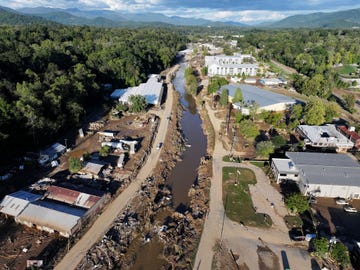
[131,60,207,270]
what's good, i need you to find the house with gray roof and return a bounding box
[219,84,297,113]
[297,124,354,152]
[0,190,41,217]
[271,152,360,199]
[205,54,258,77]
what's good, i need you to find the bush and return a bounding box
[69,157,82,174]
[99,145,111,157]
[330,242,350,267]
[313,237,329,256]
[256,141,275,158]
[285,193,309,214]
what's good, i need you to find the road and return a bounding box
[55,66,177,270]
[193,101,313,270]
[271,59,298,75]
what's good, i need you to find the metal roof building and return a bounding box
[297,124,354,152]
[219,84,297,112]
[271,152,360,199]
[0,191,41,217]
[16,200,86,238]
[111,74,163,106]
[46,185,103,209]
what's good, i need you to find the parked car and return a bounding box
[156,142,163,150]
[289,228,305,241]
[344,206,358,213]
[335,198,349,205]
[305,233,317,241]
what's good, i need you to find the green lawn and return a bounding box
[250,161,265,168]
[222,155,241,163]
[222,167,272,227]
[284,215,303,229]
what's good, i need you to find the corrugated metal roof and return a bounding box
[16,200,85,235]
[219,84,296,108]
[46,185,101,209]
[42,143,66,156]
[81,161,106,175]
[0,191,41,217]
[285,152,360,186]
[118,74,163,105]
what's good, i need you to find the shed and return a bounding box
[80,161,106,176]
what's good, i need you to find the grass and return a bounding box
[250,161,266,168]
[337,65,357,75]
[284,215,303,229]
[222,167,272,228]
[222,155,241,163]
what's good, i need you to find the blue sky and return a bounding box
[2,0,360,23]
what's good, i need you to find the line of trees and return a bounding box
[0,25,186,160]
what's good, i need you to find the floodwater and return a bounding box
[167,61,207,211]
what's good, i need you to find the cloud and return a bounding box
[2,0,360,23]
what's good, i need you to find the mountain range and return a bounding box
[1,5,360,29]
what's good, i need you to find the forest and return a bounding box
[0,25,186,159]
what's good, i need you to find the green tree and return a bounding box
[313,237,329,256]
[343,93,356,113]
[303,97,326,125]
[69,157,82,174]
[290,104,303,122]
[232,87,243,104]
[285,193,309,214]
[249,102,260,122]
[238,120,259,139]
[272,135,287,148]
[99,145,111,157]
[219,88,229,107]
[324,102,340,123]
[256,141,275,158]
[330,242,350,267]
[129,94,147,113]
[201,66,208,76]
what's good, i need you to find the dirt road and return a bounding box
[55,66,177,270]
[271,60,298,75]
[193,101,313,270]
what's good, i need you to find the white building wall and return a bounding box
[301,183,360,199]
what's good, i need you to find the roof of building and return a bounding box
[205,54,257,69]
[115,74,163,105]
[297,125,354,148]
[0,191,41,217]
[110,89,126,99]
[219,84,297,108]
[259,78,284,85]
[42,143,66,156]
[16,200,85,234]
[80,161,106,176]
[272,158,299,174]
[46,185,102,209]
[285,152,360,186]
[337,125,360,142]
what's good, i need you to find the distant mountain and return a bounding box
[0,6,55,25]
[18,7,248,27]
[269,8,360,28]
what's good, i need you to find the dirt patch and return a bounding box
[257,245,280,270]
[212,241,243,270]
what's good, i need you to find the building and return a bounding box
[244,78,257,84]
[38,143,66,166]
[16,200,85,237]
[80,161,107,178]
[271,152,360,199]
[337,125,360,149]
[45,185,106,209]
[297,124,354,152]
[205,54,258,77]
[259,78,287,86]
[0,190,41,217]
[111,74,163,106]
[219,84,297,112]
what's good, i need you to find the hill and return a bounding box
[269,8,360,28]
[0,6,55,25]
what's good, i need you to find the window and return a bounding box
[280,173,287,176]
[294,174,298,177]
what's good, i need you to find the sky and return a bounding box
[2,0,360,24]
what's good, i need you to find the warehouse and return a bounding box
[219,84,297,112]
[0,190,41,217]
[271,152,360,199]
[16,200,86,238]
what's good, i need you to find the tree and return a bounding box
[201,66,208,76]
[238,119,259,139]
[330,242,350,267]
[272,135,287,148]
[249,102,260,122]
[343,93,356,113]
[256,141,275,158]
[303,97,326,125]
[285,193,309,214]
[290,104,303,122]
[99,145,111,157]
[313,237,329,256]
[324,102,340,123]
[219,88,229,107]
[232,87,243,104]
[128,94,147,113]
[69,157,82,174]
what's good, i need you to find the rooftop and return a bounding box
[219,84,297,108]
[41,143,66,156]
[0,191,41,217]
[285,152,360,186]
[113,74,163,105]
[272,158,299,174]
[80,161,106,176]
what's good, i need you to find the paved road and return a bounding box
[55,66,177,270]
[193,101,312,270]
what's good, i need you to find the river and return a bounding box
[167,60,207,211]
